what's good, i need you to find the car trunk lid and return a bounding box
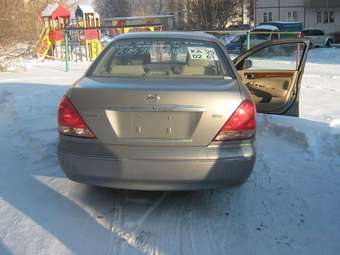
[68,77,243,147]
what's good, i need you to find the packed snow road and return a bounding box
[0,48,339,255]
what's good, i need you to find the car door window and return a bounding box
[238,42,306,71]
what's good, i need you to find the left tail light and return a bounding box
[58,96,96,138]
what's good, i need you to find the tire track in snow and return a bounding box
[153,193,195,255]
[184,191,224,255]
[0,86,59,172]
[0,89,16,123]
[125,192,168,229]
[186,197,197,255]
[107,192,169,255]
[106,194,124,255]
[119,192,168,255]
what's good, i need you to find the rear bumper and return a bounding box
[58,138,256,191]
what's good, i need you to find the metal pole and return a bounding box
[247,30,251,50]
[95,40,98,59]
[241,0,244,24]
[64,32,69,72]
[254,0,257,26]
[75,41,78,62]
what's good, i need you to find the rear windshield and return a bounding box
[88,38,231,79]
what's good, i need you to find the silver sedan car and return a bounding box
[58,32,309,190]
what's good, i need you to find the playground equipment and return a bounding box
[63,14,175,64]
[36,4,70,59]
[35,3,176,67]
[36,4,103,61]
[101,15,175,36]
[73,5,103,61]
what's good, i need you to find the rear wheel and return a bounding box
[326,40,333,48]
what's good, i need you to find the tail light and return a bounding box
[214,99,256,141]
[58,96,96,138]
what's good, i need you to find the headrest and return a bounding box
[187,58,210,67]
[130,59,144,65]
[112,53,151,65]
[129,53,151,65]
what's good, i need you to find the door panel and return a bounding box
[233,39,309,116]
[238,70,297,113]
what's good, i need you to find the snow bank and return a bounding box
[0,43,32,73]
[0,48,339,255]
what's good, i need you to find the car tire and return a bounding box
[326,40,333,48]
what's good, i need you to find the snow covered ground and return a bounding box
[0,48,339,255]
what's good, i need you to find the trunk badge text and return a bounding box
[146,94,160,103]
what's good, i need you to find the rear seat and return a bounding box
[181,58,209,76]
[110,53,151,76]
[111,59,145,75]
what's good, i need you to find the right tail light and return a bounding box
[213,99,256,141]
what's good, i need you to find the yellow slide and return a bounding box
[36,28,52,59]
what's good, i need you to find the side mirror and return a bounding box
[243,59,253,69]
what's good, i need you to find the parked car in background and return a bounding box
[260,21,303,33]
[302,29,335,47]
[204,31,237,46]
[226,21,303,56]
[220,24,252,45]
[226,24,251,31]
[57,32,309,191]
[225,34,248,55]
[225,25,281,55]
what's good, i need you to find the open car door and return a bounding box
[233,39,309,116]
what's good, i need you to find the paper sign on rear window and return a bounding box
[188,47,219,61]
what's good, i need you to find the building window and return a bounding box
[317,11,322,24]
[329,11,335,23]
[322,11,335,24]
[323,11,329,23]
[288,11,298,21]
[263,12,273,23]
[268,12,273,21]
[293,11,298,21]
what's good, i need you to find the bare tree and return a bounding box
[0,0,65,46]
[184,0,241,30]
[93,0,129,18]
[68,0,84,10]
[150,0,166,15]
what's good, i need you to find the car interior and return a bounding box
[237,68,298,112]
[235,42,306,114]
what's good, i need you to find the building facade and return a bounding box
[254,0,340,33]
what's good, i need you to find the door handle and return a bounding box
[245,73,256,79]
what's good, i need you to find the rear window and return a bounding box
[88,38,231,79]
